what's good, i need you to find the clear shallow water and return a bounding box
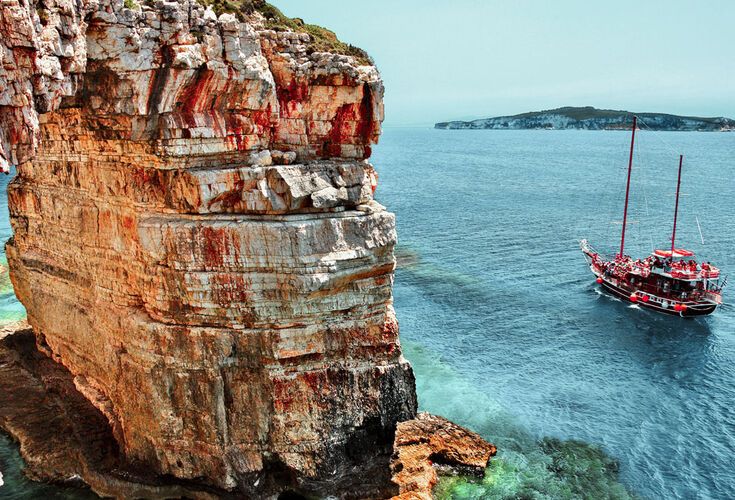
[0,174,25,325]
[0,129,733,498]
[373,128,735,499]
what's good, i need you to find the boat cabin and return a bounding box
[590,246,723,309]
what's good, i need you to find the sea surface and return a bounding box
[1,128,734,499]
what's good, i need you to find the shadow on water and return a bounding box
[397,267,495,314]
[395,244,527,316]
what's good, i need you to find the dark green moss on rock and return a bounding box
[434,437,639,500]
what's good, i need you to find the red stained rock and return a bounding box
[2,1,413,498]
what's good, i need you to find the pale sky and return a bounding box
[271,0,735,127]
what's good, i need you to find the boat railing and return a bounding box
[700,264,721,279]
[579,239,611,262]
[671,269,699,280]
[704,291,724,305]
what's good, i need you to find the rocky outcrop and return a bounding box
[2,1,416,497]
[390,413,497,500]
[435,106,735,131]
[1,325,498,499]
[0,324,228,499]
[4,323,386,498]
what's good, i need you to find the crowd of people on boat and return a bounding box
[583,241,724,309]
[599,252,718,280]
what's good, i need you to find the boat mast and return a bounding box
[619,115,637,258]
[671,154,683,255]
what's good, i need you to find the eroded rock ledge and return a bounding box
[390,413,497,499]
[1,1,495,497]
[0,324,230,499]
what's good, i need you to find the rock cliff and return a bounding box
[2,0,419,496]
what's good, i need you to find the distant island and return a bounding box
[435,106,735,131]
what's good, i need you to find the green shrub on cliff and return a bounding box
[196,0,373,65]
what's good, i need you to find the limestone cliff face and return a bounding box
[2,0,416,496]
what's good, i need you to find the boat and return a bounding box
[580,116,726,317]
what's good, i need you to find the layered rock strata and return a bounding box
[2,0,417,496]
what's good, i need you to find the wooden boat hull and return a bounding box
[595,273,717,317]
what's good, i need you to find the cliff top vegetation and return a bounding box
[509,106,732,123]
[196,0,373,65]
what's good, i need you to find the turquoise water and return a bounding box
[0,128,733,498]
[373,128,735,499]
[0,174,25,325]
